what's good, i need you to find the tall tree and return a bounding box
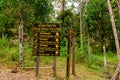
[107,0,120,79]
[117,0,120,16]
[18,4,24,67]
[0,0,53,66]
[87,23,92,63]
[62,0,65,12]
[79,0,83,50]
[85,0,91,63]
[84,0,111,66]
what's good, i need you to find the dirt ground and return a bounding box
[0,69,36,80]
[0,57,106,80]
[0,64,106,80]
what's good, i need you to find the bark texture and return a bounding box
[62,0,65,12]
[117,0,120,16]
[79,0,83,50]
[103,43,106,69]
[19,8,24,67]
[107,0,120,79]
[88,34,91,63]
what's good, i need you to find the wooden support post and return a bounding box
[72,35,76,76]
[53,56,56,77]
[66,34,71,80]
[35,56,39,77]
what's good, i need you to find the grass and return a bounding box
[0,37,119,79]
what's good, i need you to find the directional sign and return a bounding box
[33,23,60,56]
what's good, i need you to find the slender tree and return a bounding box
[79,0,83,50]
[87,25,92,63]
[18,7,24,67]
[62,0,65,12]
[117,0,120,16]
[85,0,91,63]
[107,0,120,79]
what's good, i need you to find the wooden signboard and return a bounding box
[33,23,60,56]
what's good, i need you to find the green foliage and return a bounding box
[0,0,53,37]
[60,45,67,57]
[57,9,80,46]
[83,0,116,52]
[33,0,53,22]
[41,57,53,64]
[87,54,103,70]
[0,36,19,63]
[0,36,11,49]
[0,36,118,79]
[11,52,19,61]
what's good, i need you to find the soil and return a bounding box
[0,69,36,80]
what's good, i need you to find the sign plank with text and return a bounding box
[33,23,60,56]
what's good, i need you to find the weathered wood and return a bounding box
[53,56,56,77]
[66,33,71,80]
[20,67,52,69]
[72,35,76,76]
[35,56,40,77]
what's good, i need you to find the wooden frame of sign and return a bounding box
[33,23,60,78]
[66,29,76,80]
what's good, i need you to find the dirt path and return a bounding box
[0,59,106,80]
[0,69,36,80]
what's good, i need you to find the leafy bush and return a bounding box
[11,52,19,61]
[60,46,67,57]
[0,35,12,49]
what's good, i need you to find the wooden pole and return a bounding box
[66,31,71,80]
[72,34,76,76]
[35,56,39,77]
[53,56,56,77]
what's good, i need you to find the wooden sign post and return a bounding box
[33,23,60,77]
[53,56,56,77]
[66,29,76,80]
[72,33,76,76]
[66,31,71,80]
[35,56,40,77]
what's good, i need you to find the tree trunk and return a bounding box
[19,8,24,67]
[103,43,106,69]
[79,0,83,50]
[2,29,4,38]
[85,0,89,6]
[107,0,120,79]
[117,0,120,16]
[88,34,91,63]
[93,40,97,54]
[62,0,65,12]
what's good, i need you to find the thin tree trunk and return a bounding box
[93,40,97,54]
[85,0,89,6]
[103,43,107,79]
[103,43,106,69]
[117,0,120,16]
[62,0,65,12]
[88,34,91,63]
[79,0,83,50]
[107,0,120,79]
[2,28,4,38]
[19,8,24,67]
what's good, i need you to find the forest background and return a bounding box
[0,0,120,79]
